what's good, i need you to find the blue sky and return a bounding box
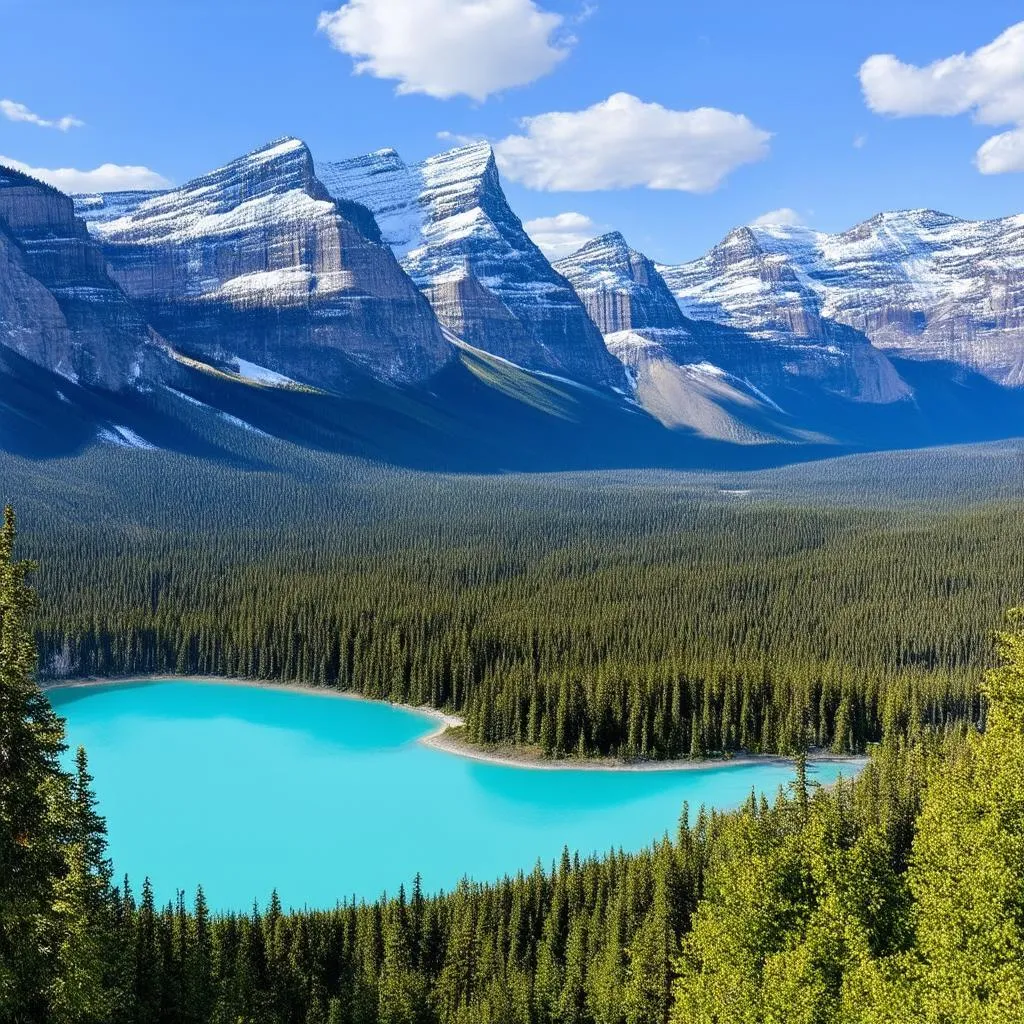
[2,0,1023,263]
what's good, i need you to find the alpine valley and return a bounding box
[2,135,1023,470]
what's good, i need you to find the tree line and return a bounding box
[20,463,1024,757]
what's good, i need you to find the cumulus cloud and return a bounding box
[748,207,804,228]
[493,93,771,192]
[859,21,1024,173]
[436,130,483,147]
[1,99,83,132]
[524,212,600,260]
[0,155,171,194]
[977,126,1024,174]
[317,0,570,102]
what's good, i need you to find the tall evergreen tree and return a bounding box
[0,506,115,1022]
[897,609,1024,1022]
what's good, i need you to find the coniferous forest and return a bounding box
[2,484,1024,1023]
[10,446,1024,760]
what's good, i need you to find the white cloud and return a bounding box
[493,93,771,192]
[317,0,570,102]
[977,126,1024,174]
[1,99,83,132]
[0,155,171,194]
[859,21,1024,173]
[748,207,804,228]
[524,212,600,260]
[436,130,483,147]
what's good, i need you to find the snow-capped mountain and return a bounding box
[553,231,823,443]
[0,164,157,390]
[659,210,1024,387]
[82,138,452,390]
[554,231,692,338]
[2,131,1024,467]
[556,229,915,443]
[317,142,625,389]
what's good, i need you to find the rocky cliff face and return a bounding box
[553,231,822,442]
[651,227,910,404]
[87,138,452,390]
[317,143,625,389]
[558,228,909,407]
[660,211,1024,387]
[554,231,691,337]
[0,165,154,390]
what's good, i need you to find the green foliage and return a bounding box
[4,470,1024,1021]
[0,509,115,1023]
[894,610,1024,1022]
[19,462,1024,760]
[670,609,1024,1024]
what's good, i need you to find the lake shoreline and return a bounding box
[44,675,866,775]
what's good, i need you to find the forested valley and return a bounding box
[4,502,1023,1024]
[16,450,1024,760]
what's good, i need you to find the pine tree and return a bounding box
[899,608,1024,1021]
[0,506,63,1019]
[1,507,115,1021]
[49,748,117,1023]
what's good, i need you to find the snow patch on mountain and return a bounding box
[230,357,299,387]
[73,190,167,223]
[658,209,1024,385]
[97,425,158,450]
[219,411,271,436]
[318,141,624,388]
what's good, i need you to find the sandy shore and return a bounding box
[44,675,866,775]
[421,726,865,774]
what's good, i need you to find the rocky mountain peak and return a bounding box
[555,231,688,336]
[90,137,328,246]
[320,141,626,389]
[568,231,631,263]
[661,205,1024,386]
[83,137,451,389]
[0,164,155,390]
[417,142,499,213]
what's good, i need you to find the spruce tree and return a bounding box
[899,608,1024,1021]
[1,507,115,1021]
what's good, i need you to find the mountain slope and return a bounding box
[86,138,452,391]
[317,143,626,389]
[555,232,851,444]
[0,165,157,390]
[659,210,1024,387]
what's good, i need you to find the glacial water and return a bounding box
[50,681,857,911]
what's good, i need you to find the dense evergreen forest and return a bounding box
[3,507,1023,1024]
[8,443,1023,759]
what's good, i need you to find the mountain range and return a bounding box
[1,136,1022,470]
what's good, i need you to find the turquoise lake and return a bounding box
[51,681,856,911]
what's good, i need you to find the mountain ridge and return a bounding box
[657,207,1024,387]
[83,136,453,391]
[317,141,627,390]
[0,135,1022,469]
